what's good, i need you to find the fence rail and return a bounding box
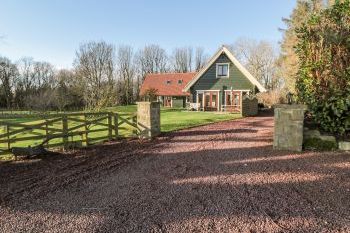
[0,112,138,157]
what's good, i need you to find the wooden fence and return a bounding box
[0,112,138,157]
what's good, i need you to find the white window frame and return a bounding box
[216,63,229,78]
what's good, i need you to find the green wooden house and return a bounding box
[183,46,266,112]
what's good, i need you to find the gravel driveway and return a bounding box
[1,112,350,232]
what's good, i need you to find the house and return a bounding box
[140,45,266,112]
[183,45,266,112]
[140,72,196,108]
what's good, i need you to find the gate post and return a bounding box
[137,102,161,139]
[273,104,308,152]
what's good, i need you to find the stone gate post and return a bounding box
[273,104,308,152]
[137,102,161,139]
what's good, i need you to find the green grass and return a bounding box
[0,105,241,160]
[160,109,241,132]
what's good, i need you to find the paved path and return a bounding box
[1,114,350,232]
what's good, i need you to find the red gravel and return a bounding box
[1,112,350,232]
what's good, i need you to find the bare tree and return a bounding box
[136,44,168,74]
[0,57,18,108]
[33,61,55,89]
[134,44,168,98]
[230,38,281,90]
[16,57,36,93]
[54,69,84,111]
[194,47,208,71]
[14,58,56,109]
[74,41,116,110]
[172,47,193,73]
[117,45,135,105]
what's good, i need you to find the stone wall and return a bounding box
[242,96,258,117]
[273,104,308,152]
[137,102,161,139]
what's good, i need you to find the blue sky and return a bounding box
[0,0,296,69]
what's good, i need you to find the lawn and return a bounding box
[106,105,241,132]
[160,109,240,132]
[0,105,240,159]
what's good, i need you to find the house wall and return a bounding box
[172,97,185,108]
[159,96,186,108]
[190,53,255,106]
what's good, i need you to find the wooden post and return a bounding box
[84,114,89,146]
[132,115,137,135]
[217,91,220,111]
[62,115,68,150]
[203,93,206,112]
[45,120,49,146]
[108,112,113,140]
[114,113,119,139]
[6,124,10,151]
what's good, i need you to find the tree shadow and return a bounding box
[1,113,349,232]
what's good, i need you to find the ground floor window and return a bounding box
[196,91,219,111]
[224,91,242,112]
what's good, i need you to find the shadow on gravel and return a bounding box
[166,128,259,137]
[2,145,349,232]
[1,112,349,232]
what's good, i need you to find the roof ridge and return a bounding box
[147,72,197,75]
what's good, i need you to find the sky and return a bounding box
[0,0,296,69]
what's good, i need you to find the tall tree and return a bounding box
[134,44,168,98]
[172,47,193,73]
[54,69,84,111]
[33,61,55,89]
[74,41,116,110]
[16,57,35,93]
[194,47,208,71]
[231,38,281,90]
[0,57,17,108]
[295,0,350,134]
[279,0,325,92]
[15,57,56,109]
[117,45,135,105]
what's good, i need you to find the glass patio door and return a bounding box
[204,92,218,111]
[232,91,241,112]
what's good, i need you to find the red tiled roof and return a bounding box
[140,72,197,96]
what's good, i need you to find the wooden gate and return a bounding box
[0,112,138,158]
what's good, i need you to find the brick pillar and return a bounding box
[273,104,307,152]
[137,102,161,139]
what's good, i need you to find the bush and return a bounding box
[141,88,158,101]
[256,90,287,108]
[295,0,350,135]
[303,138,338,151]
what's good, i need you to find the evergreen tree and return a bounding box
[279,0,325,92]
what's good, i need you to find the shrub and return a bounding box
[303,138,338,151]
[256,90,287,108]
[141,88,158,101]
[295,0,350,135]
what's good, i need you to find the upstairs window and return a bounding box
[216,63,229,78]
